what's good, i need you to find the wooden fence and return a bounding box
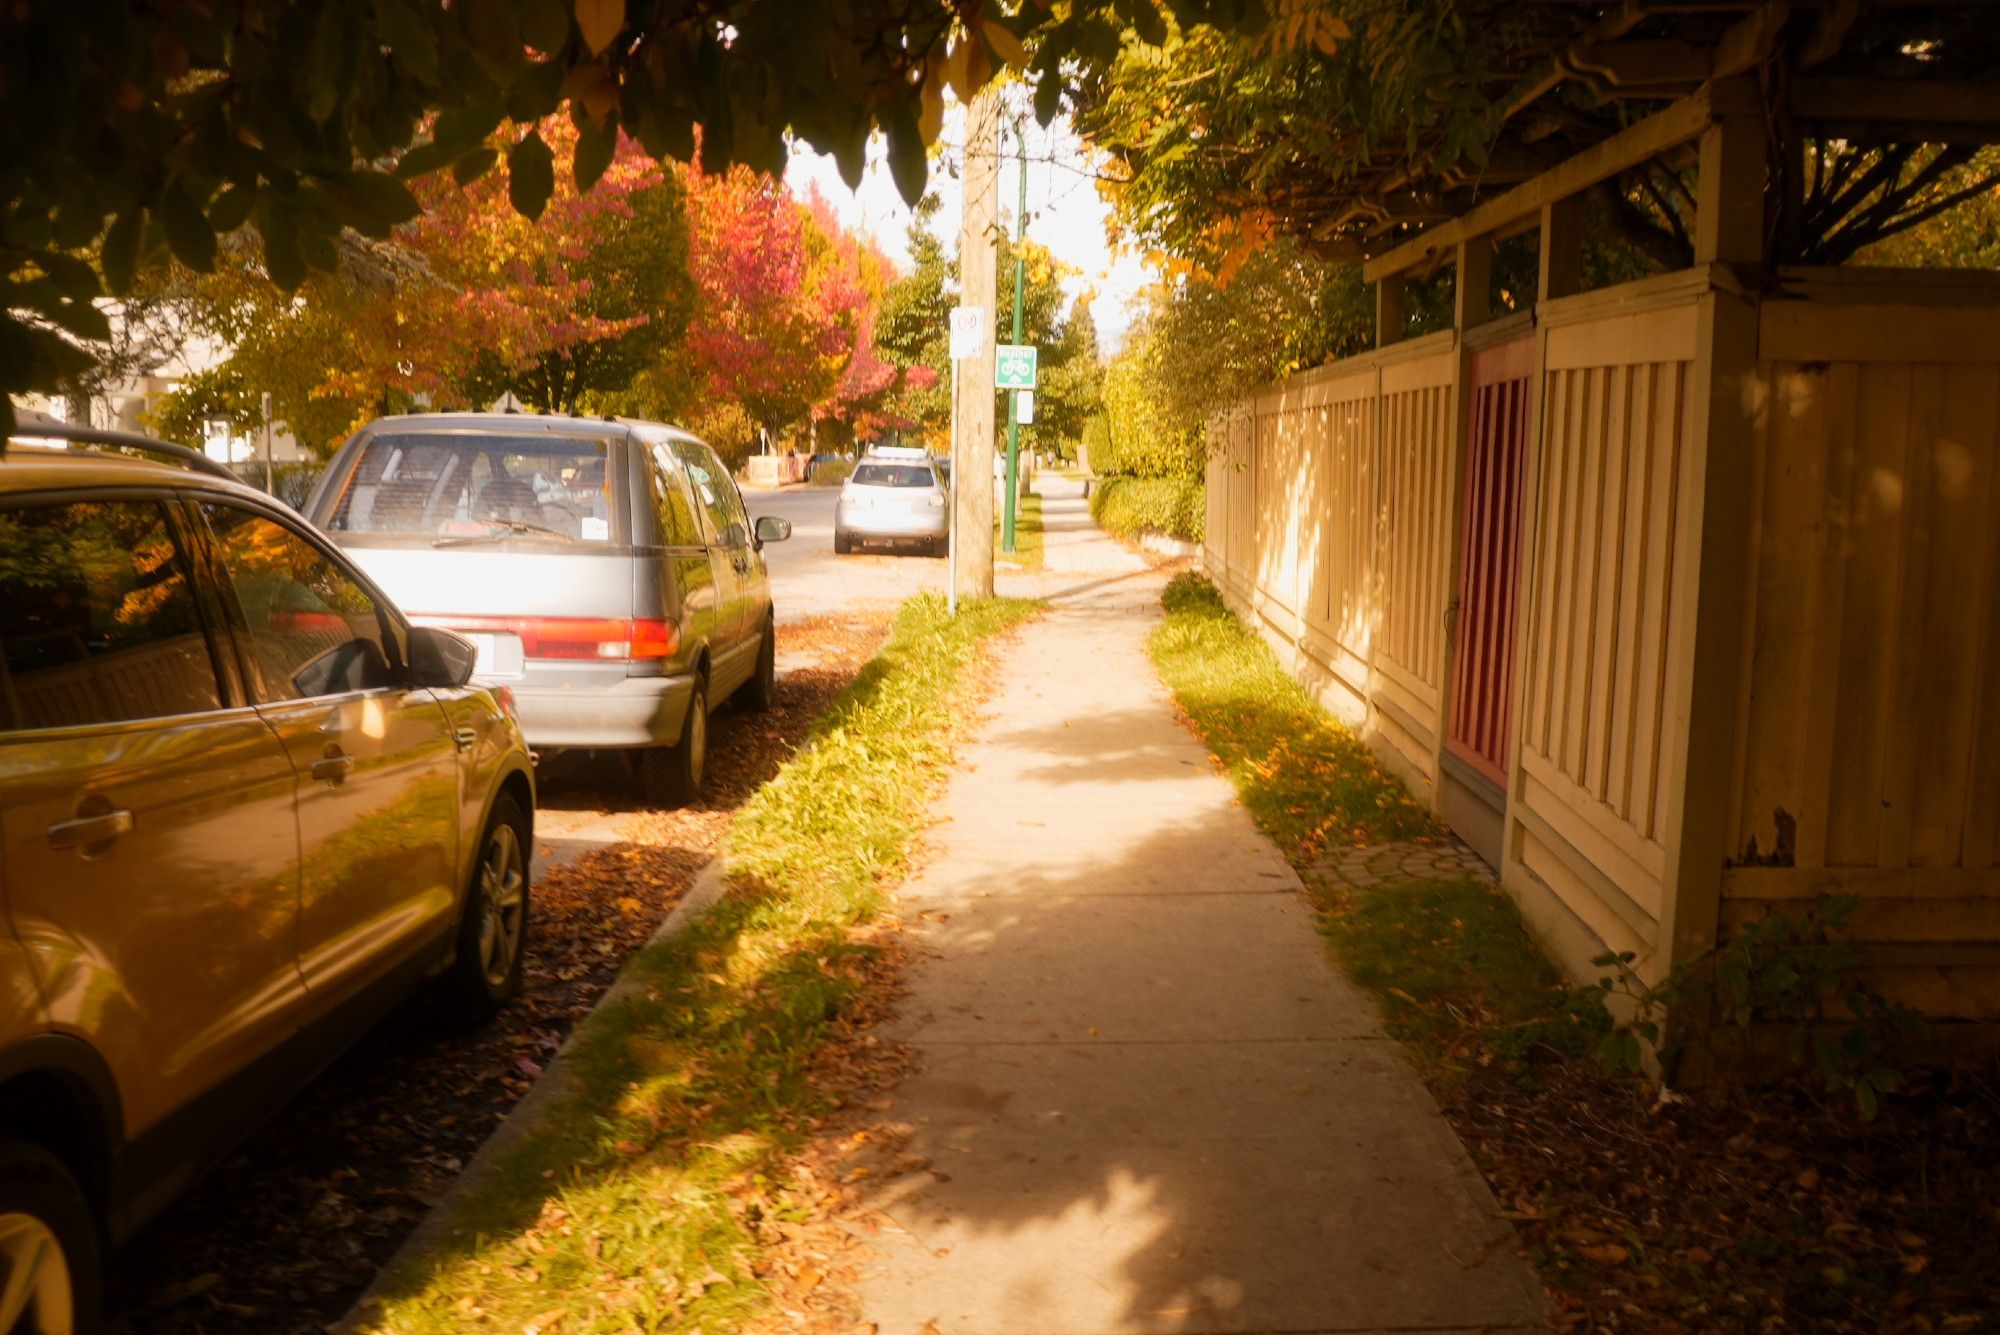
[1724,273,2000,1017]
[1207,266,2000,1020]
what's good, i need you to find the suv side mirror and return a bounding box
[754,515,792,546]
[408,625,478,688]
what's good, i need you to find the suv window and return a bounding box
[201,503,397,701]
[0,499,223,730]
[673,442,750,548]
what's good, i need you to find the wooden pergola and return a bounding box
[1289,2,2000,274]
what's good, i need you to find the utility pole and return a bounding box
[954,85,1000,600]
[1001,114,1027,554]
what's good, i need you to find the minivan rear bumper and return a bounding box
[504,672,697,751]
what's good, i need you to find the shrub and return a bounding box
[227,461,322,510]
[1590,895,1922,1116]
[1090,474,1204,544]
[1099,331,1205,480]
[688,400,758,470]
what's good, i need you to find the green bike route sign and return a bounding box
[995,344,1037,391]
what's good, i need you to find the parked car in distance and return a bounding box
[305,413,791,803]
[0,421,536,1333]
[834,446,950,557]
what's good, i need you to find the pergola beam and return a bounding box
[1364,85,1726,283]
[1793,77,2000,142]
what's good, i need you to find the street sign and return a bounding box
[949,306,986,361]
[1017,389,1035,424]
[995,344,1037,390]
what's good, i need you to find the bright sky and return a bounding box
[783,94,1156,352]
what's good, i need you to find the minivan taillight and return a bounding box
[410,615,679,662]
[526,617,679,661]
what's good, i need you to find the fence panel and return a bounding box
[1513,301,1699,952]
[1446,337,1533,786]
[1725,300,2000,1017]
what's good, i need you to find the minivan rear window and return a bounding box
[324,432,619,542]
[851,463,936,488]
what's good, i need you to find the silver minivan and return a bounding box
[306,413,789,803]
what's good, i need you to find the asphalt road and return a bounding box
[742,482,948,626]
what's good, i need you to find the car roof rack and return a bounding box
[5,412,239,482]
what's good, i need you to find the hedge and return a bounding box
[1089,475,1204,545]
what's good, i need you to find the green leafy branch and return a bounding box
[1589,896,1922,1118]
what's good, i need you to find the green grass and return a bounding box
[1320,879,1603,1081]
[1149,573,1435,859]
[1149,572,1599,1085]
[361,593,1039,1334]
[997,490,1043,568]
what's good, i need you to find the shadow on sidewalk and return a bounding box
[842,787,1540,1334]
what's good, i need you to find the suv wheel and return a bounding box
[738,615,776,713]
[0,1141,100,1335]
[833,529,852,555]
[439,794,530,1023]
[641,678,707,806]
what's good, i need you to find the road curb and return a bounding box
[339,853,734,1329]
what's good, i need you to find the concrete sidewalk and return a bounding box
[851,481,1546,1334]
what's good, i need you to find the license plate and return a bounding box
[464,632,524,678]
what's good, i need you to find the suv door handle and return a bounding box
[310,749,355,784]
[47,808,134,852]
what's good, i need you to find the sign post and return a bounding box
[260,391,274,494]
[947,306,987,617]
[1000,117,1032,553]
[995,342,1037,552]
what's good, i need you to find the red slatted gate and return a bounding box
[1445,337,1534,787]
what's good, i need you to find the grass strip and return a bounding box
[1149,574,2000,1331]
[1149,572,1436,858]
[361,592,1038,1334]
[997,490,1044,569]
[1148,572,1596,1084]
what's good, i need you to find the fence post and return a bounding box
[1657,95,1767,983]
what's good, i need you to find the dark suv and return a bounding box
[0,422,536,1333]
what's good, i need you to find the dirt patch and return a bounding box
[109,616,890,1335]
[1448,1059,2000,1333]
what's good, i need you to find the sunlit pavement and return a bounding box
[847,504,1548,1334]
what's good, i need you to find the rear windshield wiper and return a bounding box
[432,517,577,547]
